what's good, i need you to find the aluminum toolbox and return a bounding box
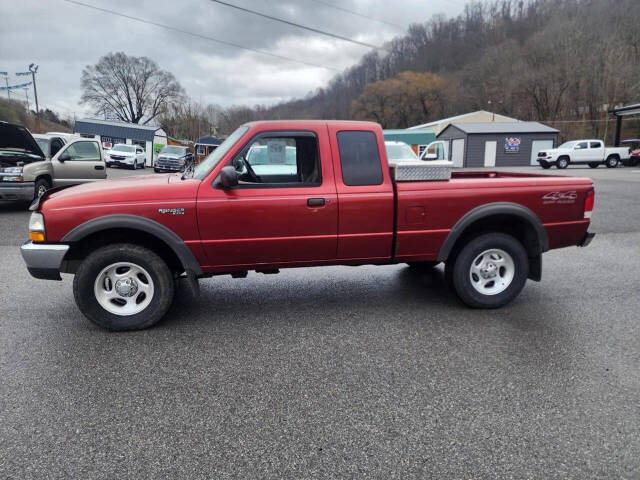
[390,160,452,182]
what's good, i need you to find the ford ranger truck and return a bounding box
[20,120,595,331]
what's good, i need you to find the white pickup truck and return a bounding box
[536,140,630,169]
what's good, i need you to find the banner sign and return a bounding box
[15,72,31,76]
[0,81,33,91]
[504,137,521,153]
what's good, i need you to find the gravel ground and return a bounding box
[1,166,639,479]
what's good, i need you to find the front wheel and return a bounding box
[589,162,599,169]
[605,156,619,168]
[34,177,51,200]
[540,163,551,170]
[73,243,175,330]
[556,157,569,169]
[446,233,528,309]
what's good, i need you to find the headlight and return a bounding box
[1,166,23,182]
[28,212,46,242]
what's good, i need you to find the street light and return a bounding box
[29,63,40,132]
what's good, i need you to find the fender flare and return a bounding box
[61,214,203,276]
[436,202,549,262]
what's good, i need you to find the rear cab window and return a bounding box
[336,131,383,186]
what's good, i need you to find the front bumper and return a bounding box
[20,241,69,280]
[107,160,135,167]
[155,159,185,171]
[0,182,35,201]
[579,232,595,247]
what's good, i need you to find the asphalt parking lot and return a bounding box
[1,165,639,479]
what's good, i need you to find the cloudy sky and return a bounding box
[0,0,463,119]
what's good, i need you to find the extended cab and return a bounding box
[0,122,106,201]
[537,139,630,169]
[21,120,595,331]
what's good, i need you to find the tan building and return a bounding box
[408,110,518,135]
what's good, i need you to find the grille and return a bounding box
[110,155,126,160]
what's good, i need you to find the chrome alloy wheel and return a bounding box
[94,262,154,315]
[469,248,515,296]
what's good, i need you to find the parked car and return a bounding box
[0,121,106,202]
[21,120,594,331]
[385,140,419,163]
[621,139,640,167]
[420,140,449,162]
[107,144,146,169]
[536,139,630,169]
[154,145,194,173]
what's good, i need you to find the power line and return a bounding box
[60,0,340,71]
[209,0,390,52]
[307,0,404,30]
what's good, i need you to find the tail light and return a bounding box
[584,189,594,219]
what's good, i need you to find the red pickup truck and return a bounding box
[21,120,595,330]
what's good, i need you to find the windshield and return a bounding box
[35,138,49,155]
[112,144,136,152]
[193,126,249,180]
[161,145,187,155]
[558,141,576,149]
[386,142,417,161]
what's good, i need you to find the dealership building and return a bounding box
[73,118,167,167]
[436,122,559,168]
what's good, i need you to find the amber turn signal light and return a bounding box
[29,231,46,242]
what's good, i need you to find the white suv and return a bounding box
[106,144,146,169]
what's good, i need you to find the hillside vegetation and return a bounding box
[204,0,639,142]
[0,97,71,133]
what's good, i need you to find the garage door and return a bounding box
[530,140,554,165]
[484,141,497,167]
[451,139,465,167]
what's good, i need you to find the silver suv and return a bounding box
[0,122,107,202]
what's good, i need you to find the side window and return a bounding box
[51,139,64,156]
[65,142,100,161]
[228,133,321,186]
[576,142,588,149]
[590,141,602,149]
[337,131,383,186]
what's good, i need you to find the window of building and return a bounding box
[337,131,383,186]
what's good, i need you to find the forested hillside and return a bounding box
[204,0,639,141]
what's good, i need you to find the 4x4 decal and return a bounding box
[542,191,577,204]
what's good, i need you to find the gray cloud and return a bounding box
[0,0,463,119]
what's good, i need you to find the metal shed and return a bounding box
[437,122,559,168]
[73,118,167,167]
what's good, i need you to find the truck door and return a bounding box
[196,129,338,268]
[589,141,604,161]
[328,125,394,260]
[51,140,106,186]
[572,141,589,162]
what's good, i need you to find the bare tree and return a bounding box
[81,52,184,124]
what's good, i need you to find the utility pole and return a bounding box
[23,87,30,111]
[4,76,10,100]
[29,63,40,132]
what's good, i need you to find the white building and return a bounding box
[408,110,519,135]
[73,118,167,167]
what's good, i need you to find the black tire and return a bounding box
[131,160,137,170]
[73,243,175,331]
[407,261,440,271]
[556,157,569,169]
[446,233,529,309]
[605,156,619,168]
[540,163,551,170]
[154,168,160,173]
[34,177,51,200]
[588,162,599,169]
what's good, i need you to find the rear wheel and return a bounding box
[73,243,175,331]
[605,156,619,168]
[34,177,51,200]
[556,157,569,169]
[588,162,599,168]
[446,233,528,309]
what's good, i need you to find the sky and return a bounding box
[0,0,464,120]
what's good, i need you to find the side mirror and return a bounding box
[219,166,239,188]
[58,151,70,162]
